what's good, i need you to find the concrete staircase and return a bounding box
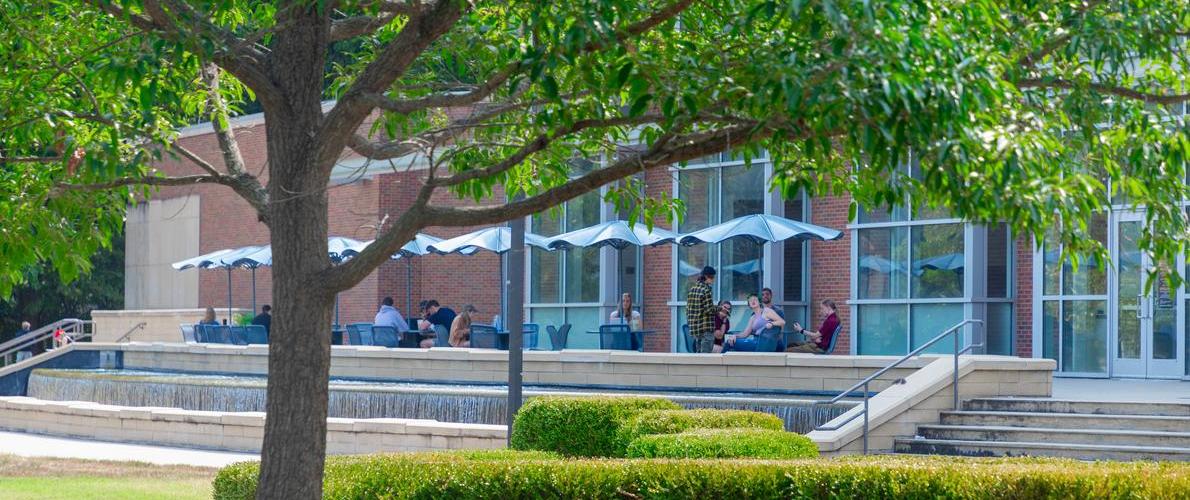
[894,398,1190,461]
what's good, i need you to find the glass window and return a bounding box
[985,303,1014,356]
[1061,300,1108,373]
[859,204,908,224]
[986,224,1010,298]
[677,169,714,301]
[911,224,964,298]
[858,227,909,299]
[720,165,764,300]
[1061,214,1108,296]
[1042,230,1060,296]
[563,192,601,303]
[857,304,908,355]
[531,214,562,303]
[529,308,566,348]
[910,303,964,354]
[1042,300,1059,362]
[783,194,806,302]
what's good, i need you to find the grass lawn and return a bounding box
[0,454,218,500]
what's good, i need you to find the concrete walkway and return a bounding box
[1052,377,1190,403]
[0,431,256,468]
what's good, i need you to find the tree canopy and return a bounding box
[1,0,1188,497]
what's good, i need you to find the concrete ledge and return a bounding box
[0,397,505,454]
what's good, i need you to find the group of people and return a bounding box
[5,320,75,362]
[373,297,478,348]
[197,305,272,334]
[686,265,839,354]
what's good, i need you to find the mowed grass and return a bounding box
[0,454,218,500]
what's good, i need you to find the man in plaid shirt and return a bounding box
[686,266,718,353]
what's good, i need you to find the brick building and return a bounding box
[127,110,1188,380]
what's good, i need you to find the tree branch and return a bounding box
[1015,78,1190,105]
[329,13,399,42]
[50,173,222,196]
[360,65,517,114]
[1015,0,1107,68]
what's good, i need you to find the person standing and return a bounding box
[251,305,272,334]
[789,300,841,354]
[685,266,718,353]
[374,297,410,332]
[13,321,33,361]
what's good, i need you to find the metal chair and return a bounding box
[470,324,500,349]
[179,324,196,343]
[542,324,570,350]
[433,325,450,347]
[371,326,399,348]
[818,323,843,355]
[244,325,268,344]
[522,323,539,350]
[209,325,232,344]
[346,323,374,346]
[229,326,249,345]
[598,324,633,350]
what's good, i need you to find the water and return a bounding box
[26,369,853,432]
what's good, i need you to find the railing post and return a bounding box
[862,381,869,454]
[953,328,960,411]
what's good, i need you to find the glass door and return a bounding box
[1112,212,1184,378]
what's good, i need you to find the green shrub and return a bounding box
[214,452,1190,499]
[618,408,784,445]
[626,428,819,459]
[510,396,679,457]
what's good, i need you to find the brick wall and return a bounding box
[1014,235,1035,357]
[641,167,676,352]
[809,196,852,354]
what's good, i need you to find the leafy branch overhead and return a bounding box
[3,0,1189,290]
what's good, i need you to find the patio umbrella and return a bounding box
[427,227,552,329]
[546,220,677,318]
[172,248,239,321]
[677,214,843,296]
[218,245,271,315]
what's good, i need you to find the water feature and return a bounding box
[26,369,853,433]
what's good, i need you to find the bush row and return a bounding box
[214,452,1190,499]
[510,396,813,459]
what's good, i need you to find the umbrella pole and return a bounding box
[226,268,233,324]
[251,268,257,315]
[406,259,413,317]
[499,253,506,330]
[334,294,340,328]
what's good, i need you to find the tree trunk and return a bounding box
[256,8,332,500]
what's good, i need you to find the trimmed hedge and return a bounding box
[509,396,679,457]
[213,453,1190,499]
[626,428,819,459]
[617,408,785,445]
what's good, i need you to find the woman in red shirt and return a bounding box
[788,300,839,354]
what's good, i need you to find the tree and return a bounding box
[2,0,1188,497]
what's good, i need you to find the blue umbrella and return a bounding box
[677,214,843,296]
[343,233,469,313]
[545,220,677,250]
[172,248,239,321]
[328,236,364,264]
[427,227,552,329]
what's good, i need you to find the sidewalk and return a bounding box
[0,431,256,468]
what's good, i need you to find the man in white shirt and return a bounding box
[374,296,409,332]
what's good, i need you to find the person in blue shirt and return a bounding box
[198,307,219,326]
[418,300,456,332]
[374,297,410,332]
[251,305,272,334]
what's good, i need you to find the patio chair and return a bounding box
[433,325,450,347]
[522,323,539,350]
[681,324,695,353]
[346,323,373,346]
[470,324,500,349]
[818,323,842,355]
[371,326,399,348]
[179,324,196,343]
[598,324,633,350]
[229,326,249,345]
[244,325,268,345]
[542,324,570,350]
[208,325,232,344]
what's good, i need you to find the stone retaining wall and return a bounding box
[0,396,505,454]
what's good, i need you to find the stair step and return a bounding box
[894,437,1190,461]
[964,398,1190,417]
[917,424,1190,448]
[940,411,1190,433]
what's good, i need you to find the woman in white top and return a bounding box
[609,292,642,329]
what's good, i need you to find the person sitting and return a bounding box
[761,287,785,319]
[788,299,840,354]
[609,293,642,329]
[374,296,410,332]
[418,300,456,332]
[723,294,785,352]
[712,300,731,353]
[198,307,219,326]
[449,304,478,348]
[251,305,272,334]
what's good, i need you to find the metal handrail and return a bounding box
[114,322,148,343]
[0,319,93,366]
[813,319,983,454]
